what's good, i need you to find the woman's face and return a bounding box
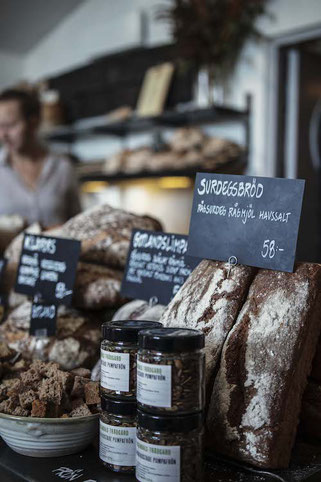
[0,100,36,153]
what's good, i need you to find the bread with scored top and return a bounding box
[207,263,321,469]
[160,259,256,393]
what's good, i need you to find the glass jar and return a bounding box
[100,397,137,473]
[100,320,162,400]
[137,328,205,414]
[136,409,203,482]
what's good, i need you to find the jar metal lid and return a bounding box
[138,327,205,353]
[101,396,137,416]
[102,320,163,343]
[137,409,203,432]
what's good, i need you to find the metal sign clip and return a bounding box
[148,296,159,308]
[227,256,238,277]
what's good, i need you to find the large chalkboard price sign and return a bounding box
[121,229,199,305]
[187,173,305,272]
[15,234,81,305]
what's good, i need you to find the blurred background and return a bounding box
[0,0,321,261]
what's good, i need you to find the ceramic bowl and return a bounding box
[0,412,99,457]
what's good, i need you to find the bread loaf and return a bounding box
[73,262,125,310]
[3,261,126,311]
[0,302,102,370]
[123,147,152,174]
[160,260,256,391]
[207,263,321,469]
[147,151,179,172]
[4,223,42,265]
[3,206,162,288]
[104,150,127,175]
[169,127,205,153]
[3,224,41,301]
[112,299,166,322]
[50,204,162,269]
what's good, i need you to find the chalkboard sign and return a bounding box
[30,302,57,337]
[15,234,81,305]
[121,230,199,305]
[188,173,305,272]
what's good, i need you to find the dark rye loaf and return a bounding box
[73,262,125,310]
[50,204,162,269]
[112,299,166,322]
[207,263,321,469]
[0,302,102,370]
[160,260,256,391]
[2,262,126,311]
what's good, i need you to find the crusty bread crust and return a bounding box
[73,262,125,310]
[207,263,321,469]
[160,259,256,394]
[112,299,166,322]
[50,204,162,269]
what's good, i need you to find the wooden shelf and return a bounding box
[43,105,249,142]
[78,157,247,183]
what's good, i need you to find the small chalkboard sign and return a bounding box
[30,302,57,337]
[15,234,81,305]
[188,173,305,272]
[121,229,199,305]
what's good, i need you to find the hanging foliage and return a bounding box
[157,0,269,78]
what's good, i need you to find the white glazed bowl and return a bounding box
[0,412,99,457]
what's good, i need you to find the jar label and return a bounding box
[101,348,130,392]
[99,420,136,467]
[136,438,180,482]
[137,360,172,408]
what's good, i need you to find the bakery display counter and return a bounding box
[1,440,321,482]
[2,203,319,480]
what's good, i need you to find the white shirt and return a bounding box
[0,150,81,227]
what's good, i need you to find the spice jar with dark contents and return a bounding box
[136,409,203,482]
[137,328,205,414]
[100,320,162,399]
[100,397,137,473]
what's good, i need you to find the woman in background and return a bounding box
[0,88,81,228]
